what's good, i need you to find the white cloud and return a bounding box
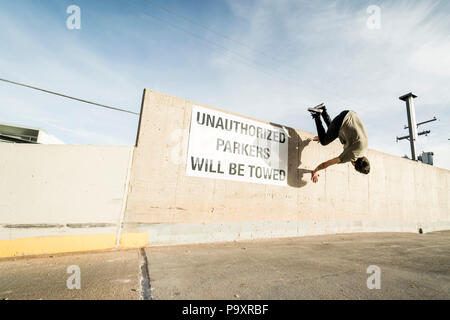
[409,42,450,77]
[209,0,450,169]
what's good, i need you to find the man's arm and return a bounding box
[311,157,341,183]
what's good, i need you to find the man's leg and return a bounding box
[321,108,332,127]
[311,110,349,146]
[312,114,328,144]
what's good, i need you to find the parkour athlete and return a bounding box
[307,103,370,183]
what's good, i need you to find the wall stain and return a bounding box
[66,223,116,228]
[2,223,116,229]
[3,224,64,229]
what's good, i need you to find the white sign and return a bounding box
[186,105,288,186]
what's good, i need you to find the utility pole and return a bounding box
[398,93,419,160]
[397,92,437,163]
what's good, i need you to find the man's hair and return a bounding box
[355,157,370,174]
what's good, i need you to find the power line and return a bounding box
[143,1,359,104]
[117,0,352,104]
[143,0,285,65]
[118,1,351,104]
[0,77,139,115]
[116,0,297,83]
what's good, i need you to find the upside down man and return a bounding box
[307,103,370,183]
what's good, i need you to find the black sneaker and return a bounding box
[307,103,326,114]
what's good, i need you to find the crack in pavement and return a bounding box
[139,248,152,300]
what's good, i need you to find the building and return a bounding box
[0,122,63,144]
[418,152,434,166]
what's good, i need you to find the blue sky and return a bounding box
[0,0,449,169]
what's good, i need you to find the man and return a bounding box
[307,103,370,183]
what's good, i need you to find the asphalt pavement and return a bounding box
[1,231,449,300]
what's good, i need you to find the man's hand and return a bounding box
[313,136,320,143]
[311,170,320,183]
[310,157,340,184]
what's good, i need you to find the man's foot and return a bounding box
[307,103,326,114]
[308,103,326,118]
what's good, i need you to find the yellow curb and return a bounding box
[0,232,149,258]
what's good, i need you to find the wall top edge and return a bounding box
[143,89,450,173]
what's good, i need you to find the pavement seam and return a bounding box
[139,248,152,300]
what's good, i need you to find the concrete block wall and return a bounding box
[122,89,450,245]
[0,144,147,258]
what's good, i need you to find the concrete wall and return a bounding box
[123,89,450,245]
[1,89,448,257]
[0,144,147,258]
